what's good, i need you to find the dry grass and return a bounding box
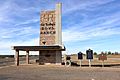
[70,54,120,65]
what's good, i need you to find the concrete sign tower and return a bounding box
[40,3,62,46]
[39,3,65,65]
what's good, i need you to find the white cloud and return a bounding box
[62,1,120,38]
[0,37,39,55]
[62,11,120,42]
[0,26,39,39]
[62,25,120,42]
[63,0,114,14]
[0,37,39,49]
[0,1,12,23]
[15,19,39,26]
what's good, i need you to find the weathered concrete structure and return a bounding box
[12,3,65,66]
[39,3,63,65]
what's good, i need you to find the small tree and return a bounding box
[94,52,97,55]
[108,51,112,55]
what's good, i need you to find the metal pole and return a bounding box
[80,60,82,67]
[89,59,91,67]
[63,54,66,66]
[102,60,104,67]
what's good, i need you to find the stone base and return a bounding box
[39,50,62,65]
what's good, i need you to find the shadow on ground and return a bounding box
[62,62,120,67]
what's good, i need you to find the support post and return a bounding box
[63,54,67,66]
[15,49,19,66]
[26,50,29,64]
[102,60,104,67]
[39,51,44,65]
[80,60,82,67]
[89,59,91,67]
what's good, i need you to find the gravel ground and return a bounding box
[0,65,120,80]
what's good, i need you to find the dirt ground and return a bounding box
[0,65,120,80]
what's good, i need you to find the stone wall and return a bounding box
[39,50,62,65]
[39,51,57,65]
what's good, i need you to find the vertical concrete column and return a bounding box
[39,51,42,65]
[39,51,40,65]
[39,51,44,65]
[63,54,67,65]
[15,49,19,66]
[26,50,29,64]
[56,51,62,65]
[55,3,62,45]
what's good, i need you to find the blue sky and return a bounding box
[0,0,120,55]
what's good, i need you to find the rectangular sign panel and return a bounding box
[86,49,93,59]
[40,11,56,45]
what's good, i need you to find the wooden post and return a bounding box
[15,49,19,66]
[26,50,29,64]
